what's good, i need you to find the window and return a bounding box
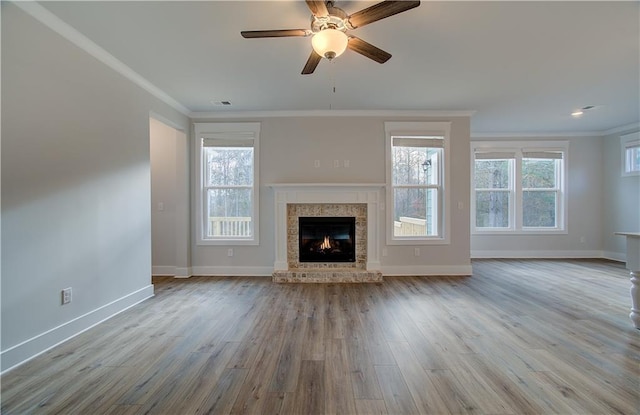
[385,122,451,245]
[472,141,567,233]
[194,123,260,245]
[621,132,640,176]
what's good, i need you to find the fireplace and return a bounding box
[299,217,356,263]
[269,183,384,282]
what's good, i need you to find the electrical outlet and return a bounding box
[333,159,340,168]
[414,248,420,256]
[227,248,234,257]
[314,160,320,168]
[62,287,72,305]
[343,159,350,168]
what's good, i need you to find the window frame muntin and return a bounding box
[194,122,260,246]
[385,121,451,245]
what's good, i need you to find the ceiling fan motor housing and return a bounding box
[311,6,349,33]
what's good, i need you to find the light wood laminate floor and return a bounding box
[2,259,639,414]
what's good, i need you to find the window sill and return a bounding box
[387,237,450,246]
[197,238,259,246]
[472,229,567,236]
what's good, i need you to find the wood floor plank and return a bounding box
[194,368,249,415]
[387,341,451,414]
[280,360,325,415]
[1,261,638,415]
[325,339,357,415]
[374,364,420,414]
[354,399,388,415]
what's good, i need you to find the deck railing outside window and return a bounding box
[208,217,252,237]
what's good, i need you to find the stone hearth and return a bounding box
[269,184,384,283]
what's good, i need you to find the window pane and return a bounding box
[392,147,439,185]
[474,160,510,189]
[393,188,438,236]
[207,188,252,237]
[522,159,556,188]
[625,145,640,173]
[204,147,253,186]
[523,191,556,227]
[475,190,509,228]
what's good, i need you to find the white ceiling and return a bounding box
[38,1,639,134]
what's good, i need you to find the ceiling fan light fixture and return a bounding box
[312,28,348,60]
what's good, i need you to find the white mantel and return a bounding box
[269,183,385,272]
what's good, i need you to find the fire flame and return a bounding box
[320,236,331,250]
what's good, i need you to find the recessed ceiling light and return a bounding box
[571,105,596,118]
[211,100,232,106]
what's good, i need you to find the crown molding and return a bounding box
[14,1,190,116]
[189,109,476,119]
[603,122,640,136]
[473,121,640,139]
[471,131,604,138]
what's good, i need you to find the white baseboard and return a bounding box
[174,267,192,278]
[602,251,626,263]
[191,266,273,277]
[152,266,193,278]
[1,285,154,374]
[381,264,473,276]
[470,250,605,259]
[152,265,176,276]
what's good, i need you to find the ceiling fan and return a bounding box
[241,0,420,75]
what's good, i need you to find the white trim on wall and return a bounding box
[471,250,606,259]
[472,122,640,139]
[382,265,472,276]
[13,2,190,116]
[1,285,154,374]
[152,266,177,276]
[191,266,273,277]
[190,110,475,119]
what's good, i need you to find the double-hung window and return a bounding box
[472,141,567,233]
[385,122,451,245]
[621,132,640,176]
[194,123,260,245]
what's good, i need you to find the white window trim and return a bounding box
[621,132,640,177]
[471,140,568,235]
[385,121,451,245]
[194,122,260,246]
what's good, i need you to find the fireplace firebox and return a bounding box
[299,217,355,263]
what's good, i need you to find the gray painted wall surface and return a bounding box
[470,135,605,257]
[603,129,640,258]
[189,116,472,271]
[1,4,188,370]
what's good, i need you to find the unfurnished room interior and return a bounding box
[1,1,639,414]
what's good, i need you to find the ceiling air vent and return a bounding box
[211,100,232,106]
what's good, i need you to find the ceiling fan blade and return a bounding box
[302,50,322,75]
[348,0,420,29]
[305,0,329,17]
[347,36,391,63]
[241,29,310,38]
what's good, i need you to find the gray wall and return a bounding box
[1,4,189,371]
[150,118,189,276]
[189,116,472,274]
[603,129,640,259]
[470,135,604,257]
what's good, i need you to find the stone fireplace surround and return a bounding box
[270,184,384,283]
